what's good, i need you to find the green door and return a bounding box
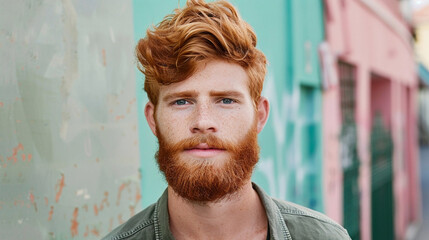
[370,114,394,240]
[338,61,360,240]
[341,120,360,240]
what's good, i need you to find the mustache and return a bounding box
[161,134,234,152]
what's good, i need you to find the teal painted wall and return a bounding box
[0,0,141,238]
[133,0,325,211]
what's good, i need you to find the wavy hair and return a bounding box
[136,0,267,106]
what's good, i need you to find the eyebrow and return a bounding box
[162,91,198,102]
[162,90,245,102]
[209,90,245,99]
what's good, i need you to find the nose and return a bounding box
[190,103,217,134]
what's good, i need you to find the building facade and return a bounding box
[322,0,421,239]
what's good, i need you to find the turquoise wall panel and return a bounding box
[0,0,141,238]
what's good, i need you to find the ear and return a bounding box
[144,102,157,136]
[256,97,269,133]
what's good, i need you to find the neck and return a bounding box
[167,181,268,240]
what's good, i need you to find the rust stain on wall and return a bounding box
[83,225,89,237]
[0,1,140,238]
[91,227,100,237]
[117,213,124,225]
[93,204,99,216]
[83,225,100,238]
[29,192,37,212]
[116,182,129,206]
[115,115,125,121]
[48,206,54,221]
[7,143,23,163]
[70,207,79,237]
[135,186,142,204]
[101,191,110,208]
[55,174,65,203]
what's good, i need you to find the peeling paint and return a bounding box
[55,174,65,203]
[70,207,79,237]
[90,227,99,237]
[48,206,54,221]
[83,225,89,237]
[93,204,98,216]
[29,192,37,212]
[0,0,140,238]
[117,214,124,225]
[116,183,129,206]
[135,186,141,204]
[115,115,125,121]
[7,143,24,163]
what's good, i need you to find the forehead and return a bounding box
[159,60,250,97]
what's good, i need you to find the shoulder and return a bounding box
[102,203,157,240]
[272,198,351,240]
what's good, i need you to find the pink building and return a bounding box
[321,0,421,239]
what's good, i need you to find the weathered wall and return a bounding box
[0,0,141,239]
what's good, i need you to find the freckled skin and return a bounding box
[148,60,257,156]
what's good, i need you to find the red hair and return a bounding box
[136,0,267,106]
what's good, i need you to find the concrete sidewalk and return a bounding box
[416,145,429,240]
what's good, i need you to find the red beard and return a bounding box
[155,124,260,202]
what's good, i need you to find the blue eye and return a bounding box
[175,99,188,105]
[221,98,234,104]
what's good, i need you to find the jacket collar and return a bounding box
[252,183,292,240]
[154,183,292,240]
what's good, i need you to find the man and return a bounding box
[103,0,351,239]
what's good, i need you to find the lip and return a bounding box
[184,143,226,158]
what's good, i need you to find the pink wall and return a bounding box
[322,0,421,239]
[370,76,391,129]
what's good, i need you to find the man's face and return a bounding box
[145,60,269,202]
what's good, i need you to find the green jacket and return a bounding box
[103,183,351,240]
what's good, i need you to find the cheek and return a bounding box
[220,109,255,138]
[156,112,187,140]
